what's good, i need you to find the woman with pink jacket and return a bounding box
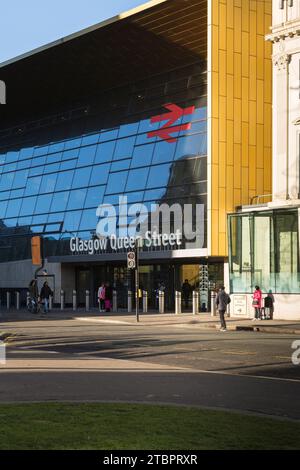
[252,285,262,320]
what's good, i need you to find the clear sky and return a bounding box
[0,0,147,63]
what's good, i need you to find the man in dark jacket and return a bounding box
[215,286,230,331]
[40,281,53,314]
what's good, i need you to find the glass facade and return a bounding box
[228,209,300,293]
[0,63,207,262]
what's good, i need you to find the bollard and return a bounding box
[192,291,199,315]
[6,292,11,310]
[15,291,20,311]
[128,291,132,313]
[60,290,64,311]
[211,291,217,317]
[159,290,165,314]
[143,290,148,313]
[175,291,181,315]
[85,290,90,312]
[72,290,77,311]
[49,295,53,311]
[113,290,117,312]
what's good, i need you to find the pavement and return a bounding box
[1,308,300,335]
[1,310,300,420]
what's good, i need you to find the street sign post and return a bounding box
[127,248,139,322]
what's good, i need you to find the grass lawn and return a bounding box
[0,403,299,450]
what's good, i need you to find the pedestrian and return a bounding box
[40,281,53,314]
[98,282,106,312]
[216,286,231,332]
[105,282,112,312]
[182,279,193,309]
[28,279,39,313]
[252,285,262,320]
[264,290,274,319]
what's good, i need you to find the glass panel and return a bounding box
[60,159,76,171]
[131,144,154,168]
[50,192,69,212]
[82,133,100,145]
[89,164,110,186]
[64,137,82,150]
[152,140,176,164]
[84,186,105,208]
[62,148,79,160]
[274,211,300,293]
[72,167,92,188]
[35,194,52,214]
[19,196,37,216]
[5,198,22,218]
[48,142,65,153]
[106,171,128,194]
[63,210,82,232]
[40,173,57,193]
[146,164,171,189]
[253,214,274,293]
[119,122,139,137]
[125,168,149,191]
[67,189,87,210]
[229,215,252,293]
[175,134,205,159]
[77,145,97,167]
[99,128,119,142]
[79,208,98,231]
[0,200,8,218]
[34,145,48,157]
[113,137,136,160]
[110,159,131,171]
[0,173,14,191]
[46,152,62,164]
[24,176,42,196]
[13,169,29,188]
[55,170,74,191]
[95,141,116,164]
[43,163,60,174]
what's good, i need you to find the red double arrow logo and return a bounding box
[147,103,195,143]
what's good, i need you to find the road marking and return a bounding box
[75,317,130,325]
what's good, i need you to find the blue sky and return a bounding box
[0,0,147,63]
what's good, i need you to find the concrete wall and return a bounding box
[230,293,300,320]
[0,259,35,289]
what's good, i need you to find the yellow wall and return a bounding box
[209,0,272,257]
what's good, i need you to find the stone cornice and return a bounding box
[266,20,300,42]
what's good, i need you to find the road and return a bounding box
[1,316,300,420]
